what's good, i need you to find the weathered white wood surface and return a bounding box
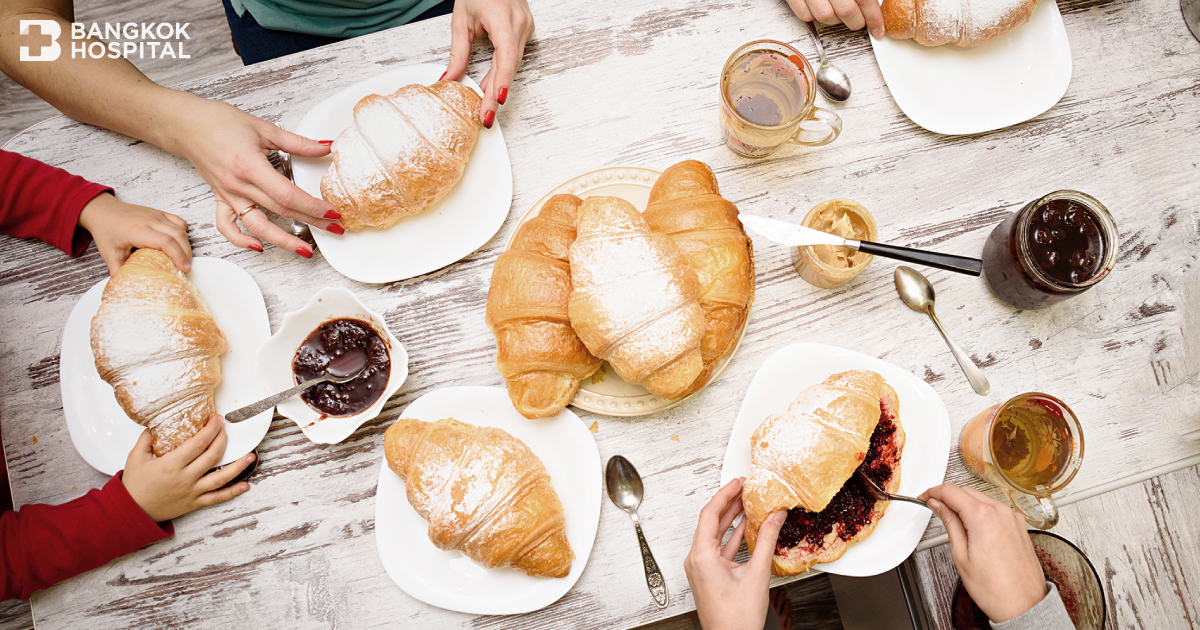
[1,0,1198,627]
[912,464,1200,629]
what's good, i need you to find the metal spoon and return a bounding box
[605,456,669,609]
[270,123,315,249]
[224,349,369,423]
[894,266,991,396]
[805,21,851,102]
[856,469,928,508]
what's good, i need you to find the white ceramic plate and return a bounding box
[292,64,513,284]
[374,386,601,614]
[59,257,273,475]
[255,287,408,444]
[509,165,748,417]
[720,342,950,577]
[871,0,1072,135]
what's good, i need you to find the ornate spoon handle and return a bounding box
[226,374,329,423]
[631,514,668,608]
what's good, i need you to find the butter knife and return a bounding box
[738,214,983,277]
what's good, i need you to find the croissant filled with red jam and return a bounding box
[742,370,905,576]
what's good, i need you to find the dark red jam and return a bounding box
[776,403,900,551]
[293,318,390,417]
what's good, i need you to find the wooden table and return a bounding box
[2,0,1197,627]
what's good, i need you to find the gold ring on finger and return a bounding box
[236,203,260,220]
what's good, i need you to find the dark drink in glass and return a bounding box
[982,191,1117,309]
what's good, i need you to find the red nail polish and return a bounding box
[249,244,263,252]
[296,248,313,259]
[324,210,342,220]
[483,110,495,129]
[319,140,334,146]
[439,71,447,81]
[498,87,508,105]
[326,223,345,235]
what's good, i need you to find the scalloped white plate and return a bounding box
[374,386,601,614]
[720,342,950,577]
[871,0,1072,135]
[60,257,272,475]
[255,286,408,444]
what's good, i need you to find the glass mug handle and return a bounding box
[789,106,843,147]
[1001,487,1060,530]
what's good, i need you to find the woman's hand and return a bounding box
[77,192,191,274]
[920,483,1047,623]
[785,0,885,39]
[166,95,342,255]
[123,415,256,523]
[443,0,535,127]
[684,478,787,630]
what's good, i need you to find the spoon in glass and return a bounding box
[894,266,991,396]
[806,21,851,102]
[605,455,669,609]
[225,349,369,423]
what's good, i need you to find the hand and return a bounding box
[166,95,340,255]
[77,193,191,274]
[785,0,885,39]
[444,0,535,127]
[123,415,256,523]
[920,483,1046,623]
[684,478,787,630]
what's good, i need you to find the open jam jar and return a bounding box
[982,191,1117,309]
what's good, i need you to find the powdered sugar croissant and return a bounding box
[90,249,226,456]
[882,0,1040,48]
[384,417,574,578]
[320,80,482,231]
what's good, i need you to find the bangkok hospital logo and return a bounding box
[19,19,192,61]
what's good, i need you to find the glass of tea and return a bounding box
[959,393,1084,529]
[982,190,1118,309]
[720,40,843,159]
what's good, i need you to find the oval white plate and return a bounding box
[374,386,601,615]
[720,342,950,577]
[255,287,408,444]
[509,165,748,417]
[871,0,1071,135]
[59,257,273,475]
[293,64,514,283]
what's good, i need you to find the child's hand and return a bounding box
[77,192,192,275]
[123,415,255,523]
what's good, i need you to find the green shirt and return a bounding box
[230,0,445,38]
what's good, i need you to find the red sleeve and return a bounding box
[0,149,113,256]
[0,471,173,601]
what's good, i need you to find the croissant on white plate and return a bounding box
[882,0,1040,47]
[486,194,603,419]
[320,80,482,231]
[90,249,227,456]
[568,196,706,400]
[384,417,574,578]
[743,370,905,576]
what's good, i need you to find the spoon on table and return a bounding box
[225,349,369,423]
[894,266,991,396]
[605,455,669,609]
[856,470,928,508]
[805,21,852,102]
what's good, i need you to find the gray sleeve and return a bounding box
[990,583,1075,630]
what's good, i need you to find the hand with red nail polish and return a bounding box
[326,223,345,235]
[442,0,534,124]
[296,247,313,259]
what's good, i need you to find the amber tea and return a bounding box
[725,51,809,127]
[990,395,1074,491]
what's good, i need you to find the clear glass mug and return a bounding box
[959,393,1084,529]
[719,40,843,159]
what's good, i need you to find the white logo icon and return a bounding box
[20,20,61,61]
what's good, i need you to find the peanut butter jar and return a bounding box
[791,199,878,288]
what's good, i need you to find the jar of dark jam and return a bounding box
[982,191,1117,310]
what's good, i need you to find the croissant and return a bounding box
[568,196,706,400]
[90,249,227,456]
[320,80,482,231]
[743,370,905,576]
[882,0,1040,47]
[384,417,574,578]
[643,160,754,397]
[486,194,603,419]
